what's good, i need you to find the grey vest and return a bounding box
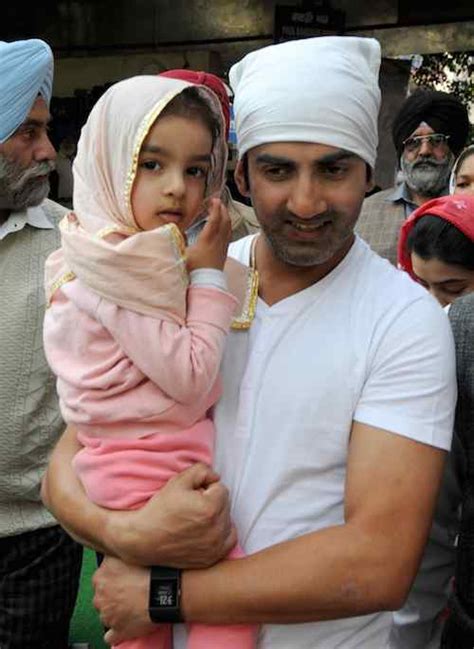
[356,188,406,266]
[0,199,66,536]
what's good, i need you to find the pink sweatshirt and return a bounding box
[44,277,238,509]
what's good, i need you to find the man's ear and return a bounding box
[365,165,375,194]
[365,178,375,194]
[234,158,251,198]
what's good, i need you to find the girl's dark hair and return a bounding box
[407,215,474,270]
[159,86,221,145]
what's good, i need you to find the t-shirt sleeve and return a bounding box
[354,296,457,450]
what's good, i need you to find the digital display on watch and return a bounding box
[151,578,178,608]
[149,566,182,623]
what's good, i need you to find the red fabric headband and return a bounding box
[398,194,474,277]
[159,69,231,139]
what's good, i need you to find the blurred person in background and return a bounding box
[357,89,470,264]
[450,144,474,196]
[0,38,82,649]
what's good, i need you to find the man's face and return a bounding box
[235,142,371,267]
[0,96,56,211]
[401,123,453,198]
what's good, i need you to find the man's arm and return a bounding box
[95,420,446,643]
[42,425,236,567]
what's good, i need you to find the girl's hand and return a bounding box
[187,198,231,272]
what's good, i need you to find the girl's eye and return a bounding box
[187,166,207,178]
[445,286,466,296]
[142,161,161,171]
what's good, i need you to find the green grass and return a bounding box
[69,548,108,649]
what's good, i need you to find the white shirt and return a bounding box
[175,235,456,649]
[0,204,54,240]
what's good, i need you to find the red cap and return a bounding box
[398,194,474,278]
[159,69,231,139]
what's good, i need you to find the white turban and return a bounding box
[0,39,54,143]
[229,36,381,168]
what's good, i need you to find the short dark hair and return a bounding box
[239,153,372,191]
[160,86,221,146]
[407,215,474,270]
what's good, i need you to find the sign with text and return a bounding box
[274,2,345,43]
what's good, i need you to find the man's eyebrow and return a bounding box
[140,144,211,162]
[254,150,359,166]
[316,150,358,165]
[19,117,52,129]
[254,153,295,165]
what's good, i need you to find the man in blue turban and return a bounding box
[0,39,82,649]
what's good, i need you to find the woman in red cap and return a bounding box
[398,195,474,306]
[397,195,474,648]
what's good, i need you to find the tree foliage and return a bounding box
[411,51,473,141]
[411,52,473,103]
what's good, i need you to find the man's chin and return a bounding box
[11,182,50,211]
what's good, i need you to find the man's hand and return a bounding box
[93,557,154,645]
[105,462,236,567]
[186,198,231,272]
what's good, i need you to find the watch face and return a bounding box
[151,578,178,608]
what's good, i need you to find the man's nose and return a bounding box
[287,177,327,219]
[417,138,434,157]
[34,131,56,163]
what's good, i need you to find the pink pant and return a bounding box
[74,424,257,648]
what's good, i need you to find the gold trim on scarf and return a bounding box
[163,222,188,287]
[46,270,76,307]
[230,266,259,330]
[95,224,138,240]
[125,89,185,227]
[231,235,259,330]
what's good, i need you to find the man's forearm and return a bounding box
[182,522,416,625]
[43,427,236,567]
[42,428,114,554]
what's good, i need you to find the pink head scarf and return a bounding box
[398,194,474,279]
[45,75,228,321]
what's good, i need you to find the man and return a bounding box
[43,37,456,648]
[0,39,82,648]
[356,88,469,264]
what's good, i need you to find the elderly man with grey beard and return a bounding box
[0,38,82,649]
[356,88,469,265]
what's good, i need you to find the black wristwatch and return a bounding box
[148,566,183,623]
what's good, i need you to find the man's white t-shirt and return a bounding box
[175,235,456,649]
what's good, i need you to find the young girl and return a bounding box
[43,75,257,649]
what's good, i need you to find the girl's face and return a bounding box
[454,154,474,195]
[131,114,212,232]
[411,252,474,306]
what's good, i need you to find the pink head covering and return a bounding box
[398,194,474,279]
[45,75,228,320]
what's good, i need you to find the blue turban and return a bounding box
[0,39,53,143]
